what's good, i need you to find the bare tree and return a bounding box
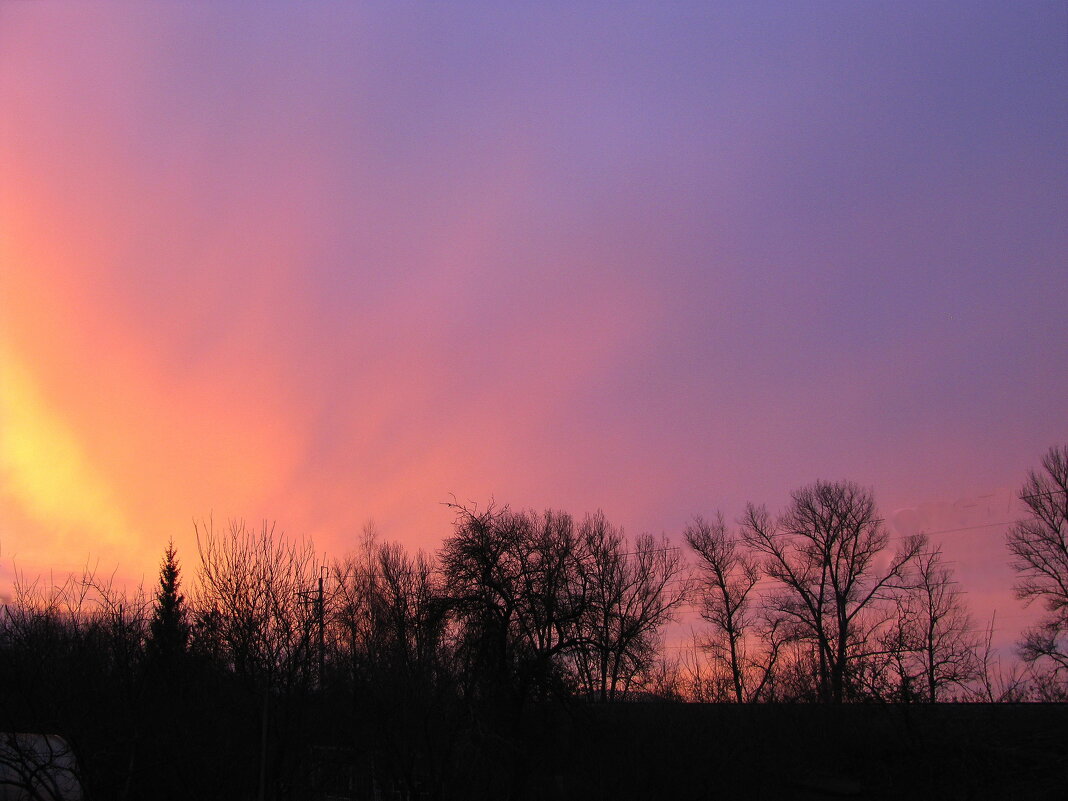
[742,480,925,703]
[440,503,590,702]
[685,514,783,702]
[1006,444,1068,690]
[194,519,319,686]
[574,514,687,701]
[1,565,149,800]
[677,633,720,702]
[956,611,1029,702]
[328,528,452,800]
[330,529,445,686]
[0,733,83,801]
[193,519,319,801]
[877,544,980,701]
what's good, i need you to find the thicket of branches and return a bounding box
[0,446,1065,799]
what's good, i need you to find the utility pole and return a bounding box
[318,565,326,687]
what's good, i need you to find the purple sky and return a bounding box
[1,2,1066,648]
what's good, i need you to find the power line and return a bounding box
[1020,489,1068,501]
[915,520,1024,537]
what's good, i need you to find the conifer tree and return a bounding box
[148,541,190,665]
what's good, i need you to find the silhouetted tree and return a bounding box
[685,514,784,702]
[967,611,1030,702]
[441,503,590,704]
[325,527,454,800]
[1007,444,1068,694]
[0,565,150,799]
[873,544,980,701]
[146,541,189,667]
[193,519,320,800]
[439,503,522,703]
[573,514,687,701]
[742,480,926,703]
[194,519,318,686]
[0,733,83,801]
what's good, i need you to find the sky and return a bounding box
[1,2,1066,648]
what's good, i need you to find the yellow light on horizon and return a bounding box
[0,343,129,550]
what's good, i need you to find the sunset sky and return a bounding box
[1,3,1065,648]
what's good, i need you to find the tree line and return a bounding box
[0,445,1065,799]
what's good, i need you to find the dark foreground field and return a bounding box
[505,703,1068,801]
[6,701,1066,800]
